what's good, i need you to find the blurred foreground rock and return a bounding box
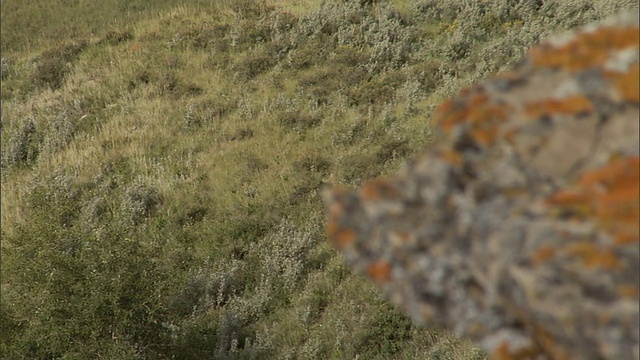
[323,12,639,360]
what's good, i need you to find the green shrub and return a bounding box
[168,313,221,359]
[2,171,175,358]
[227,127,254,141]
[375,138,411,165]
[355,305,413,357]
[101,30,134,46]
[349,70,405,106]
[339,153,385,184]
[0,295,24,358]
[410,60,443,92]
[229,0,275,20]
[156,72,203,97]
[286,39,329,70]
[296,272,333,325]
[32,41,86,90]
[233,48,277,80]
[293,155,331,176]
[278,110,322,132]
[33,56,67,89]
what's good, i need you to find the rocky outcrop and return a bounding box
[322,12,639,360]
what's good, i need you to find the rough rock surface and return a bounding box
[322,13,639,360]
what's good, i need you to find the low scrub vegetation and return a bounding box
[2,0,636,358]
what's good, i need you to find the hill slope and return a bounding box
[2,0,637,358]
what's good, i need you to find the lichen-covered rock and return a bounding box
[322,12,639,360]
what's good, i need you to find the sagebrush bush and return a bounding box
[120,180,162,226]
[41,112,76,156]
[79,194,109,231]
[2,115,38,168]
[251,217,320,294]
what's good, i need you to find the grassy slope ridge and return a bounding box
[1,0,636,358]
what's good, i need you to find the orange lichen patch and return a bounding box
[529,26,640,71]
[469,124,499,147]
[581,157,640,243]
[531,324,573,360]
[613,230,639,246]
[367,260,391,283]
[468,103,510,125]
[326,217,339,237]
[546,190,589,206]
[492,341,543,360]
[531,246,556,265]
[493,343,514,360]
[439,150,463,166]
[563,241,621,270]
[326,201,347,244]
[391,230,411,244]
[328,226,356,249]
[525,95,594,119]
[580,156,639,188]
[390,230,417,250]
[547,157,639,244]
[436,93,491,129]
[585,248,621,270]
[617,284,639,298]
[360,178,400,201]
[433,99,458,122]
[326,199,357,249]
[545,190,591,217]
[436,93,511,146]
[608,62,640,103]
[594,188,639,220]
[327,200,345,219]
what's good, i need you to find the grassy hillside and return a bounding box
[1,0,637,358]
